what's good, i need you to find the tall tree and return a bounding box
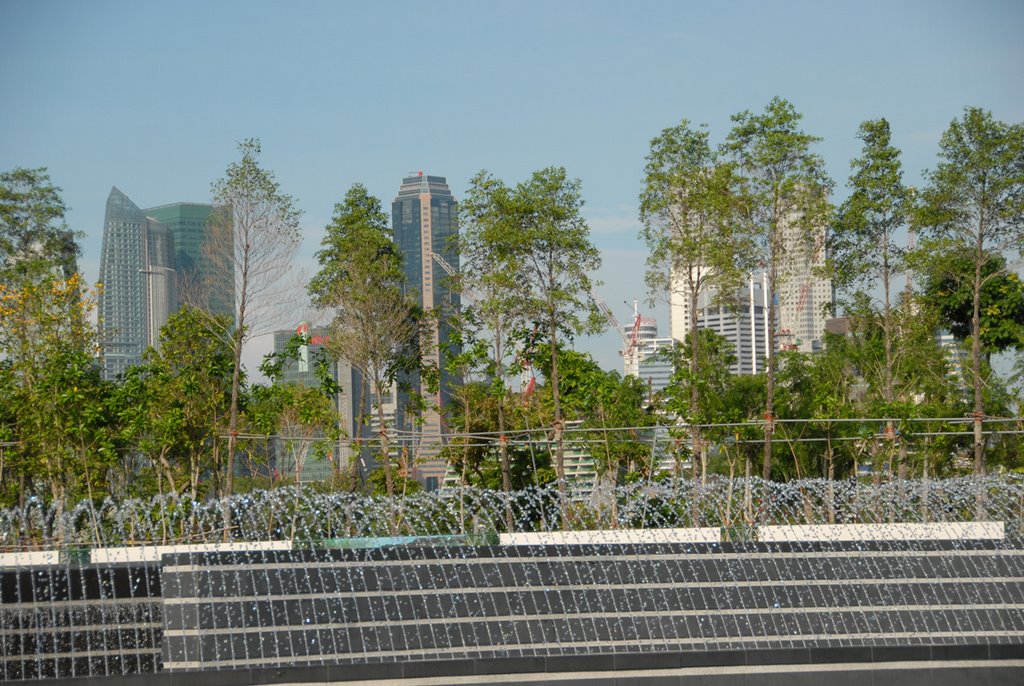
[830,118,911,465]
[723,97,832,480]
[916,107,1024,475]
[308,184,421,498]
[459,171,531,508]
[639,120,749,477]
[0,167,78,284]
[486,168,603,513]
[204,139,302,500]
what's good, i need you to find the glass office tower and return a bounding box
[391,173,461,489]
[98,188,177,380]
[143,202,234,321]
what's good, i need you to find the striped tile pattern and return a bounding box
[159,541,1024,671]
[0,564,162,680]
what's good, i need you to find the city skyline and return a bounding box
[2,1,1021,373]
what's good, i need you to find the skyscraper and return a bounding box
[668,219,831,369]
[143,202,234,319]
[391,173,460,489]
[699,275,771,375]
[777,221,832,353]
[98,188,176,380]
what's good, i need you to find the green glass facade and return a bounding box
[143,202,234,321]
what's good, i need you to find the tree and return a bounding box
[475,168,603,515]
[916,107,1024,475]
[116,306,234,500]
[723,97,833,480]
[204,139,302,500]
[0,167,78,284]
[657,329,738,481]
[459,171,533,508]
[248,333,340,486]
[0,274,114,514]
[640,120,749,477]
[830,118,911,467]
[922,250,1024,357]
[308,184,421,498]
[0,173,111,517]
[533,345,653,489]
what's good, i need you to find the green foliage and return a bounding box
[921,250,1024,356]
[0,167,78,284]
[724,98,833,246]
[367,467,422,497]
[917,107,1024,256]
[830,118,909,298]
[658,330,737,425]
[308,183,422,497]
[116,306,234,499]
[247,332,341,485]
[459,167,602,500]
[639,119,751,305]
[723,97,833,479]
[4,105,1024,510]
[915,107,1024,473]
[0,274,114,509]
[467,168,604,345]
[441,381,554,491]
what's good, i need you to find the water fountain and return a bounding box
[1,476,1023,682]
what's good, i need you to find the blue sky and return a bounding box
[2,0,1022,373]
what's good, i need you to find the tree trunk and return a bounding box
[498,402,514,532]
[882,249,898,478]
[972,232,985,476]
[763,265,777,481]
[495,328,514,531]
[826,434,835,524]
[353,377,367,490]
[689,286,701,483]
[549,317,568,529]
[375,377,394,498]
[225,313,245,501]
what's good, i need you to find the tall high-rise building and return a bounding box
[98,188,177,380]
[391,172,460,489]
[667,266,704,343]
[669,272,771,375]
[668,220,830,368]
[143,202,234,319]
[696,275,771,375]
[777,221,832,353]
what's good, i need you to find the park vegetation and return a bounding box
[0,103,1022,514]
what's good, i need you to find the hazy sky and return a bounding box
[2,0,1022,373]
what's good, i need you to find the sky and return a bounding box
[1,0,1022,375]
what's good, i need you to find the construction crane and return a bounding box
[430,252,471,300]
[593,291,643,375]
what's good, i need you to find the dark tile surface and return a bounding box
[6,541,1024,679]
